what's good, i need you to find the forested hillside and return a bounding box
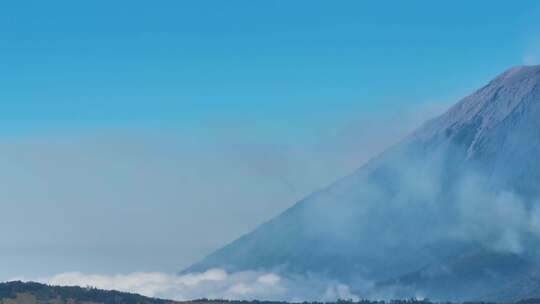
[2,281,540,304]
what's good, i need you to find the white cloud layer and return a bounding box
[18,269,360,302]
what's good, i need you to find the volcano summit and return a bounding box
[185,65,540,301]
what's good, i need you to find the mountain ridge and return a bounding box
[183,64,540,301]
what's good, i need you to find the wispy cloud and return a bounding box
[16,269,360,302]
[522,33,540,65]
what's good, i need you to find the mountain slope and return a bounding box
[184,65,540,300]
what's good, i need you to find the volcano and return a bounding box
[184,65,540,301]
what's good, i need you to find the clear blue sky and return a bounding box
[1,1,540,279]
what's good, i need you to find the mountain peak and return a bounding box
[413,64,540,148]
[496,64,540,81]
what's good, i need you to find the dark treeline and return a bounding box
[192,299,437,304]
[191,298,540,304]
[0,281,173,304]
[1,281,540,304]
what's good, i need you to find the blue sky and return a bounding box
[1,1,540,280]
[2,1,539,135]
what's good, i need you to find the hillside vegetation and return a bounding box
[2,281,540,304]
[0,281,174,304]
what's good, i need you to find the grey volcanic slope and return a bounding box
[184,65,540,300]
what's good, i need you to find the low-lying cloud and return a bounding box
[21,269,360,302]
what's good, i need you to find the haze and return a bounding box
[2,2,540,300]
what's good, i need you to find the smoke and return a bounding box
[20,269,361,302]
[377,149,540,255]
[523,38,540,65]
[268,133,540,299]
